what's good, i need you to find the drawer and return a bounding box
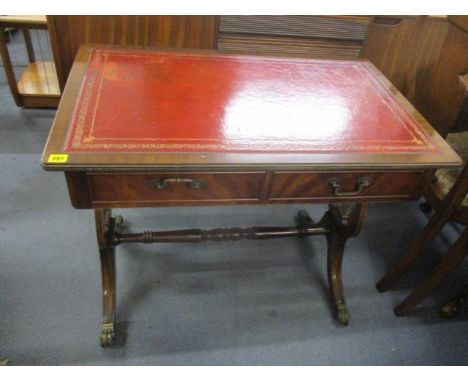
[88,172,265,203]
[269,171,423,200]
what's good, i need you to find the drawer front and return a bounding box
[89,172,265,203]
[269,171,423,200]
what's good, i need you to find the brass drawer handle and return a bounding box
[327,176,373,197]
[150,177,206,190]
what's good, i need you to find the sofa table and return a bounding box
[41,45,460,346]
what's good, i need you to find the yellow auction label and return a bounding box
[48,154,69,163]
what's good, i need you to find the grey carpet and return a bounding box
[0,30,467,366]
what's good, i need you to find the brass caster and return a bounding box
[439,301,459,319]
[336,303,350,326]
[100,322,116,347]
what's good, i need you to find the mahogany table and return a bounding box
[42,44,461,346]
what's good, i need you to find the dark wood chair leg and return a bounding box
[394,228,468,316]
[376,208,454,292]
[440,282,468,318]
[95,208,117,347]
[325,204,368,325]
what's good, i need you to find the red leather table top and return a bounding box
[64,48,437,154]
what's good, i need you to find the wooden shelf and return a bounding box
[17,61,60,96]
[0,15,47,28]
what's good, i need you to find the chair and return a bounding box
[376,131,468,316]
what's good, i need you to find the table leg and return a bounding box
[95,208,117,347]
[325,204,368,325]
[91,204,366,339]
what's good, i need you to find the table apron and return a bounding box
[65,169,433,209]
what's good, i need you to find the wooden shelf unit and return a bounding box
[0,15,60,108]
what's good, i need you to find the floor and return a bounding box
[0,30,467,366]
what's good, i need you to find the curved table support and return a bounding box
[94,204,367,345]
[324,204,368,325]
[95,209,117,347]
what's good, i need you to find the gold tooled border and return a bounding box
[66,48,436,153]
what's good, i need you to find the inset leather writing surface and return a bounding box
[64,48,438,154]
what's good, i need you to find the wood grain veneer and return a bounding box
[269,171,424,200]
[47,16,219,91]
[362,15,468,137]
[66,169,433,209]
[88,172,265,204]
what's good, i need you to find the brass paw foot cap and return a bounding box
[100,323,116,347]
[337,304,350,326]
[439,302,458,319]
